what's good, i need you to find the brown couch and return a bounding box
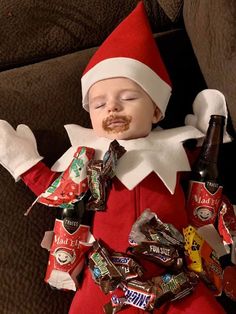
[0,1,235,313]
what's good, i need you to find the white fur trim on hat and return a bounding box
[81,57,172,117]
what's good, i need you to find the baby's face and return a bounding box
[88,78,161,140]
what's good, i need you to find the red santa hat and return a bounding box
[81,1,172,118]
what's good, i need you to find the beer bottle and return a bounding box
[57,191,92,233]
[44,193,92,290]
[59,198,86,234]
[187,115,225,227]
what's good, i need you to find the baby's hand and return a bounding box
[0,120,43,180]
[185,89,231,143]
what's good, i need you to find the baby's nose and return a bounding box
[107,100,121,112]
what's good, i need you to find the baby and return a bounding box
[0,2,228,314]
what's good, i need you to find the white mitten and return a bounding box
[0,120,43,180]
[185,89,231,143]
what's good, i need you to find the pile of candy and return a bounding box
[88,209,201,313]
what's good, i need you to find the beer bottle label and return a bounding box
[63,217,80,234]
[44,219,90,290]
[187,180,223,227]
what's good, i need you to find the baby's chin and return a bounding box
[100,129,149,140]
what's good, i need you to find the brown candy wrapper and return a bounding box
[128,209,184,271]
[129,209,184,248]
[87,140,126,211]
[129,242,183,271]
[152,271,198,307]
[104,272,198,313]
[88,241,122,294]
[111,253,144,280]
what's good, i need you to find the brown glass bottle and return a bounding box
[59,198,86,234]
[45,194,91,290]
[187,115,225,227]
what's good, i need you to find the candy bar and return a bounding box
[88,241,122,294]
[87,140,126,211]
[111,253,144,280]
[104,272,198,313]
[129,209,184,248]
[129,242,183,270]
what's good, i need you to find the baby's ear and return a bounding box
[152,106,162,124]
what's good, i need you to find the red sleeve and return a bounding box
[21,161,60,196]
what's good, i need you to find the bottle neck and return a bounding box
[199,116,224,163]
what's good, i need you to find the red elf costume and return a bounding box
[0,2,228,314]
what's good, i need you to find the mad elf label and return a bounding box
[187,180,223,227]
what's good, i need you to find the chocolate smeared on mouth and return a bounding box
[102,115,132,133]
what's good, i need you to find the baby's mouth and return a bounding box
[103,115,132,133]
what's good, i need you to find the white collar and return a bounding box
[52,125,204,194]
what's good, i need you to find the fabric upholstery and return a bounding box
[183,0,236,130]
[0,0,182,72]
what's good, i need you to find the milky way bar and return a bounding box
[87,140,126,211]
[88,241,122,294]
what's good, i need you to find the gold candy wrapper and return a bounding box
[183,225,223,295]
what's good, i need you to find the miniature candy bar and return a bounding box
[183,225,223,295]
[129,208,184,248]
[128,209,184,270]
[129,242,183,270]
[152,272,198,307]
[141,214,184,248]
[183,225,204,273]
[104,272,198,313]
[89,241,122,294]
[87,140,126,211]
[111,253,144,280]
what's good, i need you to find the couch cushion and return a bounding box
[0,0,183,71]
[183,0,236,131]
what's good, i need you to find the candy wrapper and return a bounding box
[129,209,184,248]
[41,218,94,291]
[218,196,236,245]
[87,140,126,211]
[104,272,198,313]
[183,225,223,295]
[88,214,199,313]
[25,146,95,215]
[88,240,123,294]
[111,253,144,280]
[128,209,184,271]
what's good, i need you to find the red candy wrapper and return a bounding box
[38,146,95,207]
[42,219,94,291]
[24,146,95,216]
[218,196,236,245]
